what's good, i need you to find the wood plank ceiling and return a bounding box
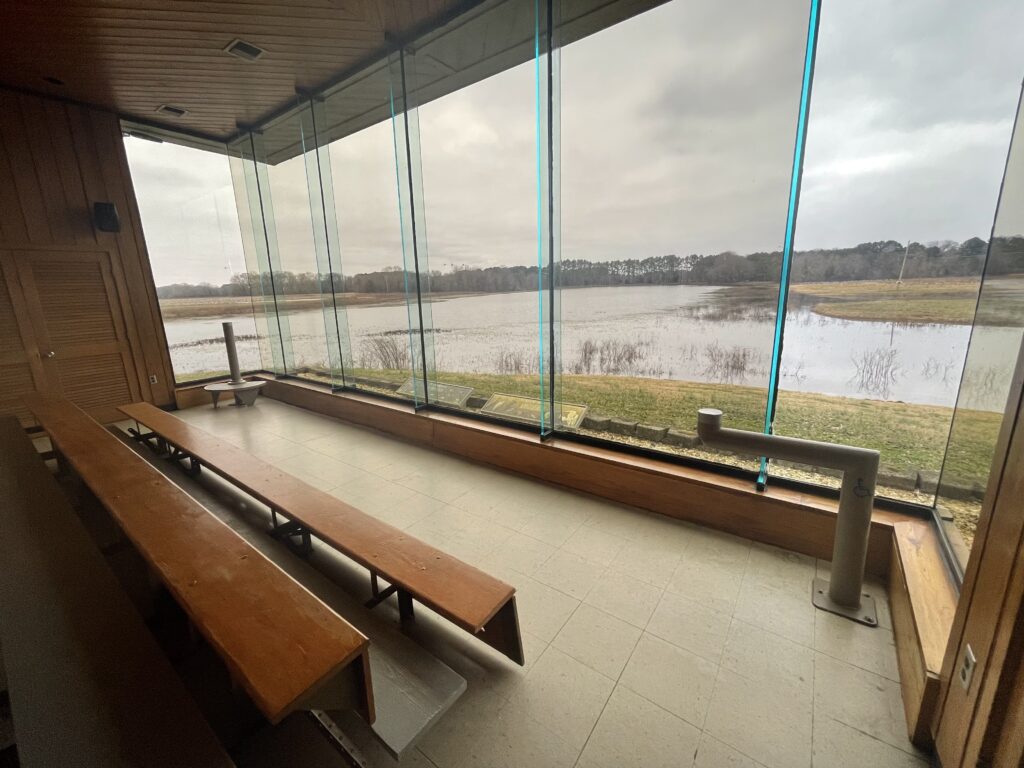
[0,0,468,141]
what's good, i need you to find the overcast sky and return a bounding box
[126,0,1024,286]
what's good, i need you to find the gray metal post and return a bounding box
[223,321,243,384]
[696,408,880,626]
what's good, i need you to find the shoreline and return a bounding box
[158,290,489,319]
[158,275,1024,324]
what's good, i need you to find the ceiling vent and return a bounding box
[155,104,189,118]
[224,38,266,61]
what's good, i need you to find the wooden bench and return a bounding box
[890,520,957,748]
[0,415,233,767]
[120,401,525,666]
[23,395,375,726]
[118,434,470,760]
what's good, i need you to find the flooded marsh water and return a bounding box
[164,284,1019,413]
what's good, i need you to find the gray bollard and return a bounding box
[204,322,264,407]
[223,321,244,385]
[696,408,880,626]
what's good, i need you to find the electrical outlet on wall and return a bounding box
[959,644,976,690]
[149,374,158,384]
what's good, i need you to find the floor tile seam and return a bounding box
[808,639,901,684]
[705,661,814,768]
[558,538,629,568]
[699,647,727,734]
[642,626,725,668]
[570,600,653,638]
[493,646,594,762]
[522,571,583,603]
[809,640,818,768]
[812,713,927,763]
[701,730,773,768]
[714,644,815,703]
[728,614,818,654]
[414,747,443,768]
[811,651,923,760]
[528,548,606,589]
[573,627,674,768]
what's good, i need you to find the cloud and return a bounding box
[126,0,1024,286]
[124,139,247,285]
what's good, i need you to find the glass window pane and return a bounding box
[556,0,812,469]
[773,0,1024,503]
[228,135,288,376]
[124,136,261,384]
[313,60,427,401]
[937,89,1024,568]
[404,0,547,423]
[245,106,343,386]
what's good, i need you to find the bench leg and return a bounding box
[54,448,69,476]
[397,589,415,624]
[364,572,398,609]
[166,445,202,477]
[269,517,314,557]
[127,426,169,457]
[476,597,525,666]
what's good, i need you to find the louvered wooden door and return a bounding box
[11,249,142,423]
[0,252,51,424]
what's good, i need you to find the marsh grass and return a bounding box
[358,334,407,370]
[345,367,996,482]
[702,342,765,383]
[568,338,664,377]
[813,299,978,324]
[786,275,1024,325]
[851,347,903,398]
[495,348,538,375]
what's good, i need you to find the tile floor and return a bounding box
[163,399,930,768]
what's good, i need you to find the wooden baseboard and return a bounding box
[204,375,935,577]
[173,382,217,410]
[890,520,958,748]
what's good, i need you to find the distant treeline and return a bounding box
[157,236,1024,299]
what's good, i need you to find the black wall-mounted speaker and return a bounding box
[93,202,120,233]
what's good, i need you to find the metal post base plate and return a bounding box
[811,577,878,627]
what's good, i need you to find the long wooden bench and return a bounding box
[119,434,469,759]
[24,395,375,726]
[890,520,957,748]
[120,401,525,665]
[0,415,233,767]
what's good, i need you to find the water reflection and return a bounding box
[159,282,1010,409]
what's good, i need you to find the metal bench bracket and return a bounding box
[269,513,313,556]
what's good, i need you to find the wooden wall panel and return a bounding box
[87,106,175,401]
[934,337,1024,765]
[990,624,1024,764]
[0,254,48,423]
[0,87,175,413]
[14,248,143,421]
